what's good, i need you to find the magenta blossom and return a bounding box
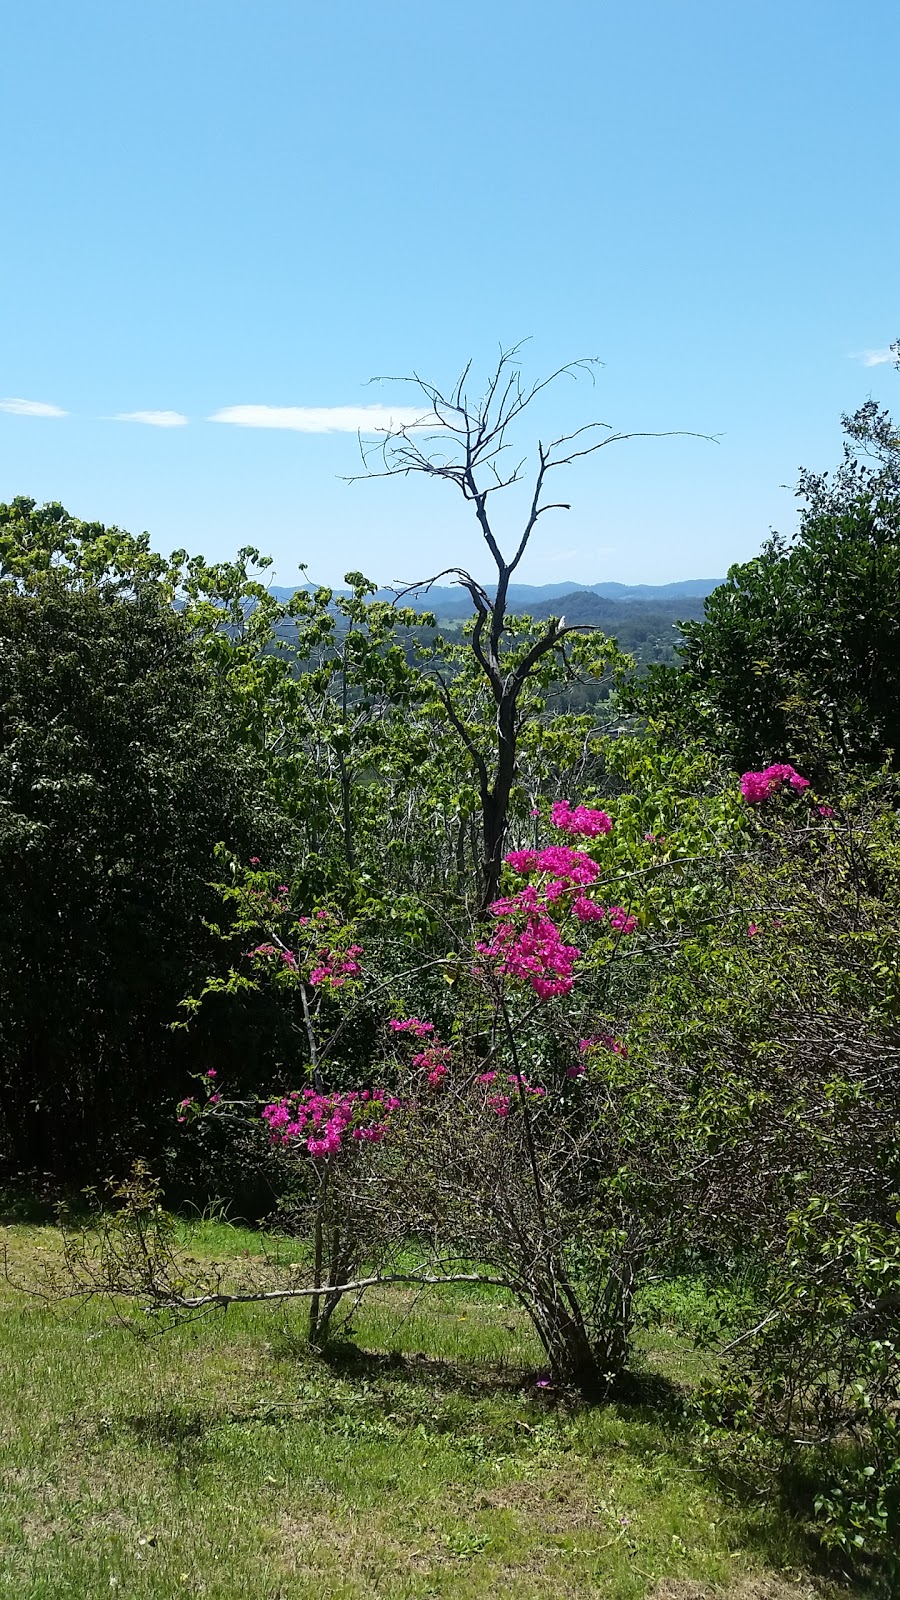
[505,845,601,886]
[579,1032,628,1060]
[572,895,605,923]
[389,1017,435,1038]
[262,1086,401,1158]
[740,763,810,804]
[551,799,613,837]
[477,903,581,1000]
[412,1043,452,1088]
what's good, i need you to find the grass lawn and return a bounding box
[0,1217,868,1599]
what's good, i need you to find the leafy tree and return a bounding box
[628,384,900,777]
[0,572,281,1177]
[355,345,698,907]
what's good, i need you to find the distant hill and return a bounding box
[269,578,723,619]
[528,590,707,626]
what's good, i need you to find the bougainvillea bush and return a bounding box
[58,758,900,1568]
[173,794,683,1388]
[631,768,900,1565]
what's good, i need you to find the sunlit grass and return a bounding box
[0,1221,864,1599]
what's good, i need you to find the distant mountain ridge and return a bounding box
[269,578,723,615]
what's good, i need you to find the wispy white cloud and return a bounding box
[0,396,67,417]
[209,403,438,433]
[115,410,189,427]
[854,347,897,367]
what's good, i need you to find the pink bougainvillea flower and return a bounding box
[740,763,810,804]
[572,895,605,923]
[550,799,613,837]
[389,1017,435,1037]
[579,1032,628,1059]
[747,923,759,938]
[505,846,601,885]
[817,805,835,819]
[412,1043,452,1088]
[249,857,261,866]
[262,1086,400,1157]
[606,906,638,935]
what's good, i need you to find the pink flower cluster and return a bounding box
[247,942,297,969]
[551,799,613,837]
[568,1032,628,1076]
[607,906,638,935]
[262,1086,400,1157]
[309,944,362,987]
[478,834,638,999]
[740,763,810,804]
[477,885,581,1000]
[504,845,601,888]
[389,1019,450,1087]
[412,1042,452,1088]
[478,1071,546,1117]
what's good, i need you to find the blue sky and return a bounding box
[1,0,897,589]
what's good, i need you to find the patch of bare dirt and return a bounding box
[474,1473,600,1534]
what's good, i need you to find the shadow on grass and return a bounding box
[703,1446,891,1598]
[0,1186,66,1226]
[113,1343,881,1591]
[313,1337,537,1399]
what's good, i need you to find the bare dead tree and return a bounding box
[351,342,709,909]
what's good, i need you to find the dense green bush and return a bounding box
[0,578,282,1177]
[627,402,900,778]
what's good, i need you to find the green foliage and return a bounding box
[628,779,900,1572]
[739,1202,900,1566]
[0,569,281,1178]
[8,374,900,1593]
[626,403,900,776]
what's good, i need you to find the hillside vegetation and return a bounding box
[2,357,899,1597]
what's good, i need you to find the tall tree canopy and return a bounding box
[630,400,900,776]
[0,563,280,1176]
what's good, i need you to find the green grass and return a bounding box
[0,1220,864,1599]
